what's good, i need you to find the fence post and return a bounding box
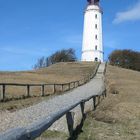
[98,95,100,104]
[54,84,56,94]
[76,82,78,88]
[104,89,107,97]
[73,82,75,88]
[78,81,80,86]
[76,82,78,87]
[80,101,85,118]
[62,84,64,92]
[72,82,74,89]
[41,85,45,96]
[93,96,96,110]
[66,111,74,137]
[26,85,30,97]
[71,83,73,89]
[69,83,71,90]
[1,84,5,101]
[102,92,105,99]
[88,76,90,81]
[103,89,106,98]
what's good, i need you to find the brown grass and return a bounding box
[0,96,53,111]
[0,62,97,110]
[0,62,97,98]
[77,65,140,140]
[35,65,140,140]
[0,62,97,84]
[94,65,140,123]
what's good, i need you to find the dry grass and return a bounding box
[0,62,97,97]
[0,62,97,110]
[39,65,140,140]
[36,130,68,140]
[94,65,140,123]
[0,96,53,111]
[77,65,140,140]
[0,62,97,84]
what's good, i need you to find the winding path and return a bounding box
[0,63,105,134]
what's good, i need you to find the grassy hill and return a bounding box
[39,65,140,140]
[0,62,97,84]
[77,65,140,140]
[0,62,97,110]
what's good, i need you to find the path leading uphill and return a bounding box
[0,63,105,133]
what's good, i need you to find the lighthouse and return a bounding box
[81,0,104,62]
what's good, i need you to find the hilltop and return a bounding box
[0,62,97,84]
[0,62,97,111]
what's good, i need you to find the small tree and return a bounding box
[34,48,77,69]
[50,48,76,64]
[34,57,46,69]
[108,49,140,71]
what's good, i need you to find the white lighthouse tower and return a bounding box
[81,0,104,62]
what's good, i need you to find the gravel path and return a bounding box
[0,63,105,133]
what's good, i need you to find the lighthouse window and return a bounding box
[95,45,98,50]
[95,14,97,19]
[95,35,98,40]
[95,24,98,29]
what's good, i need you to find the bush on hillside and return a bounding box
[34,48,77,69]
[108,49,140,71]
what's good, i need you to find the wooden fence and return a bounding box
[0,63,100,101]
[0,63,107,140]
[0,88,106,140]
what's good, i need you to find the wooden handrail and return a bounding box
[0,63,106,140]
[0,88,106,140]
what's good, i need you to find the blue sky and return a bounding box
[0,0,140,71]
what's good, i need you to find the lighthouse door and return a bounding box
[95,57,98,61]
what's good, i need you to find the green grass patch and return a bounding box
[37,130,68,140]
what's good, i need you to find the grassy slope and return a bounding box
[78,65,140,140]
[0,62,97,84]
[39,65,140,140]
[0,62,97,111]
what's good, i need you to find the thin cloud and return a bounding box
[113,1,140,24]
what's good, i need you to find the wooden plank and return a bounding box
[69,83,71,90]
[80,101,85,118]
[66,112,74,137]
[0,94,104,140]
[1,84,5,101]
[41,85,45,96]
[62,84,64,92]
[54,84,56,94]
[75,81,77,87]
[104,89,107,97]
[93,96,96,110]
[26,85,30,97]
[98,95,101,104]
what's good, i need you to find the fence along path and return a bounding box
[0,64,100,101]
[0,63,106,140]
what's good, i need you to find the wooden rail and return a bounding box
[0,63,100,101]
[0,63,107,140]
[0,88,106,140]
